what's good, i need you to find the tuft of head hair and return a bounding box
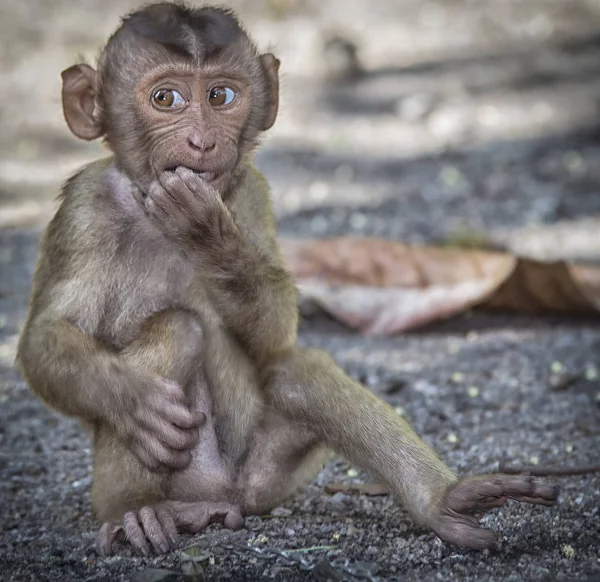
[122,2,244,58]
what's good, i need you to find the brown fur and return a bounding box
[17,2,558,557]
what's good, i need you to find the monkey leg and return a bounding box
[93,310,207,553]
[263,348,558,550]
[237,414,330,515]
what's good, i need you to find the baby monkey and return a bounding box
[17,2,558,557]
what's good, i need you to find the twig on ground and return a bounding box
[499,460,600,477]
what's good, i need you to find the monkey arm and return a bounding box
[201,167,300,363]
[17,315,150,424]
[204,243,299,365]
[146,167,299,363]
[18,312,203,471]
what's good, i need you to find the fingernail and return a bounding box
[141,546,150,557]
[159,542,169,553]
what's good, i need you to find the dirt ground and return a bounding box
[1,1,599,581]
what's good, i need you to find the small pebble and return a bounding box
[451,372,464,383]
[585,365,598,381]
[467,386,480,398]
[447,433,459,444]
[561,544,576,559]
[284,528,295,537]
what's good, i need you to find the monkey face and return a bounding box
[61,5,280,195]
[134,65,254,191]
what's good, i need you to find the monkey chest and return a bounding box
[97,245,195,348]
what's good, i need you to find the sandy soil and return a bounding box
[1,1,599,580]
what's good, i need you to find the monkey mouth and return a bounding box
[166,166,219,183]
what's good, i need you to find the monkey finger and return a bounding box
[139,506,171,554]
[133,437,192,471]
[123,511,151,557]
[151,441,193,470]
[160,402,206,430]
[145,182,168,211]
[146,416,199,450]
[97,522,124,557]
[159,171,194,199]
[176,167,218,196]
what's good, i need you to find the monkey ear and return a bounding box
[259,53,280,131]
[61,64,104,140]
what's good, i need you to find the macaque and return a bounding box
[17,2,558,557]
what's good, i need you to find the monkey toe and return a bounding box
[446,475,558,514]
[223,506,245,530]
[171,501,245,534]
[506,478,559,506]
[123,511,151,556]
[435,514,499,551]
[139,506,172,554]
[97,522,124,557]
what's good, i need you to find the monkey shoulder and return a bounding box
[33,158,190,337]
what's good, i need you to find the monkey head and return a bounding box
[60,3,280,194]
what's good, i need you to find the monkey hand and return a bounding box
[143,167,238,250]
[113,377,206,472]
[428,474,559,550]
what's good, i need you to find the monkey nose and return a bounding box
[187,130,216,153]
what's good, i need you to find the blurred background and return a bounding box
[3,0,600,256]
[1,1,600,581]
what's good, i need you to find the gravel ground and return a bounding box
[1,1,599,581]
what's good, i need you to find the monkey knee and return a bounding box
[163,310,203,354]
[141,310,204,362]
[267,347,335,381]
[262,347,337,408]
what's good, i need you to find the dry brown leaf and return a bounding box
[281,237,600,334]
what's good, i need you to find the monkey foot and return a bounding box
[431,474,559,551]
[97,501,244,557]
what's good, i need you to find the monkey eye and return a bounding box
[208,87,236,107]
[152,89,185,109]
